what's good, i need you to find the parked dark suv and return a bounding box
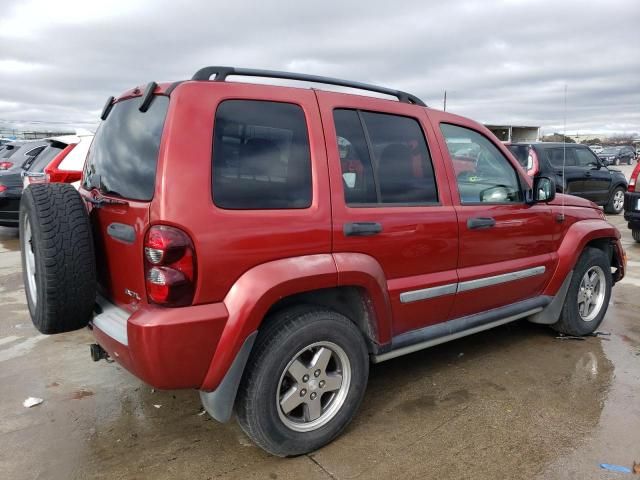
[20,67,625,456]
[598,146,636,166]
[508,142,628,214]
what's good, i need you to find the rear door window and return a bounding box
[83,96,169,200]
[546,148,577,168]
[333,109,438,205]
[212,100,312,209]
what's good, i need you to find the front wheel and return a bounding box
[633,229,640,243]
[552,247,612,336]
[604,187,625,214]
[235,306,369,456]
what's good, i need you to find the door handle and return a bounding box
[585,172,592,177]
[343,222,383,237]
[467,217,496,229]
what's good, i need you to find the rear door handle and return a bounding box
[584,172,592,177]
[467,217,496,229]
[343,222,383,237]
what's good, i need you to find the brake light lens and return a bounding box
[0,185,6,193]
[628,163,640,192]
[526,147,539,177]
[144,225,196,306]
[0,161,13,170]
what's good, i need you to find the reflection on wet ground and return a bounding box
[0,211,639,479]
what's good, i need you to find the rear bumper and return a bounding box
[91,296,229,389]
[624,191,640,229]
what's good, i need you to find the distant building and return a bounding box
[485,125,540,143]
[567,133,608,143]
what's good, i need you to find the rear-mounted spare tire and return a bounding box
[20,183,96,334]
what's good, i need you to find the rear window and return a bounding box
[212,99,312,209]
[507,145,530,168]
[83,96,169,200]
[27,144,65,172]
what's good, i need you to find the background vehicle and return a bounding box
[22,133,93,187]
[20,67,625,457]
[598,145,635,165]
[508,142,627,214]
[0,140,48,227]
[589,144,603,154]
[624,161,640,242]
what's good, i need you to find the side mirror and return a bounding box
[533,176,555,203]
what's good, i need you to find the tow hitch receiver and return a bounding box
[90,343,110,362]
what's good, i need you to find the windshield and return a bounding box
[83,96,169,200]
[601,147,620,154]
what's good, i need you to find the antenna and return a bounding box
[560,84,567,222]
[443,90,447,111]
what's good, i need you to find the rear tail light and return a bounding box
[144,225,196,306]
[43,144,82,183]
[526,147,539,177]
[0,185,6,193]
[0,161,13,170]
[628,163,640,192]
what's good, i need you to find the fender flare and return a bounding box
[543,219,620,296]
[200,253,392,393]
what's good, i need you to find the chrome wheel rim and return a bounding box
[577,266,606,322]
[22,215,37,307]
[276,341,351,432]
[613,190,624,212]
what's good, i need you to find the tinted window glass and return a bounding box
[546,148,577,167]
[24,146,45,158]
[28,144,65,172]
[507,145,530,168]
[212,100,312,209]
[441,123,522,204]
[83,96,169,200]
[575,148,599,167]
[333,109,437,205]
[333,110,377,204]
[1,144,20,158]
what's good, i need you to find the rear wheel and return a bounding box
[235,306,369,456]
[615,157,620,166]
[604,187,625,214]
[552,247,611,336]
[19,184,96,334]
[633,230,640,243]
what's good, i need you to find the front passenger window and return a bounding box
[575,148,599,167]
[440,123,522,204]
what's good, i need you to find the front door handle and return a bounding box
[344,222,383,237]
[585,171,592,177]
[467,217,496,229]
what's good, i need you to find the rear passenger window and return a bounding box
[212,100,312,209]
[333,109,438,205]
[547,148,577,167]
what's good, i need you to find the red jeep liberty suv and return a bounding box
[20,67,626,456]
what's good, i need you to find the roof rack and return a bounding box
[191,66,427,107]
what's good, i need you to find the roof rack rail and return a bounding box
[191,66,427,107]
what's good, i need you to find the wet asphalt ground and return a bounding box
[0,165,638,479]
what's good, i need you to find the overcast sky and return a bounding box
[0,0,638,136]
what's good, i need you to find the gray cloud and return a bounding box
[0,0,638,135]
